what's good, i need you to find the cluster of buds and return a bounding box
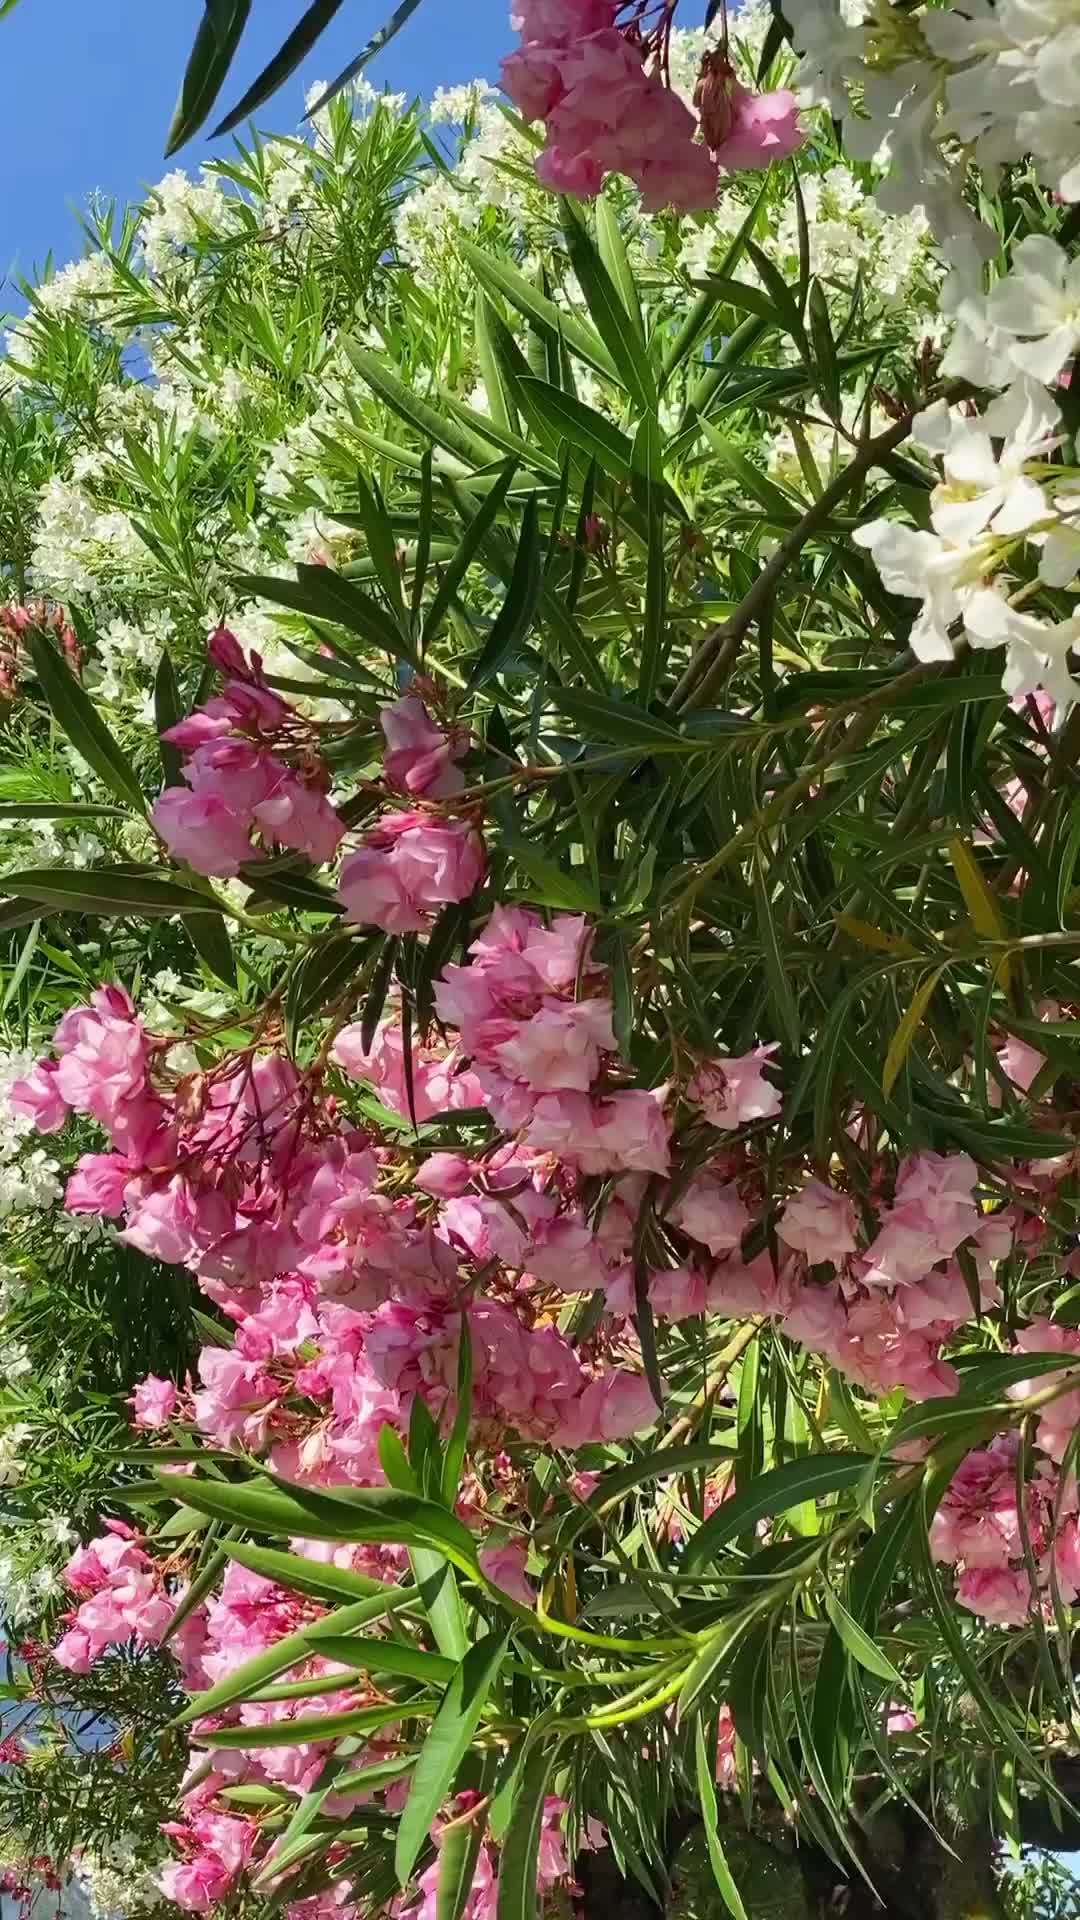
[0,602,81,700]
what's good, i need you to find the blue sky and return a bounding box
[1,0,514,291]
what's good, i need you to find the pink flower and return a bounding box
[537,1798,570,1888]
[381,694,467,799]
[667,1172,749,1256]
[130,1374,180,1429]
[9,1060,67,1132]
[955,1566,1033,1627]
[779,1180,858,1266]
[338,813,485,933]
[489,999,615,1092]
[251,771,345,865]
[556,1368,657,1444]
[479,1538,534,1608]
[153,787,256,877]
[411,1152,470,1200]
[526,1088,670,1175]
[688,1047,781,1130]
[65,1152,132,1215]
[710,85,803,171]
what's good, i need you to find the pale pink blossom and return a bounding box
[688,1047,781,1130]
[779,1180,858,1266]
[8,1059,67,1132]
[668,1172,749,1256]
[381,694,466,799]
[479,1538,535,1608]
[710,85,803,171]
[130,1374,180,1429]
[525,1087,670,1175]
[955,1565,1033,1627]
[152,787,257,877]
[338,813,484,933]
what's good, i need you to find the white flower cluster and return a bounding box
[75,1837,165,1920]
[140,168,234,276]
[793,0,1080,286]
[857,238,1080,705]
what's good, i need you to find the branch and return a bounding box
[670,410,918,713]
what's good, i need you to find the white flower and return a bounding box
[964,586,1080,705]
[911,377,1058,544]
[986,235,1080,382]
[852,519,992,661]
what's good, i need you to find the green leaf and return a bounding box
[882,965,947,1095]
[495,1735,563,1920]
[186,901,237,987]
[285,933,365,1058]
[234,567,417,667]
[822,1588,902,1685]
[0,867,218,919]
[459,243,619,386]
[516,378,634,480]
[26,627,145,812]
[395,1628,511,1884]
[634,417,666,706]
[167,0,252,156]
[175,1591,416,1725]
[808,280,841,420]
[0,804,128,821]
[678,1617,750,1720]
[549,688,682,749]
[154,648,185,791]
[301,1637,456,1686]
[423,460,518,648]
[464,494,542,694]
[753,847,799,1052]
[155,1471,480,1571]
[682,1456,871,1571]
[350,470,407,621]
[437,1801,488,1920]
[562,200,655,412]
[222,1541,401,1606]
[595,195,645,344]
[441,1315,474,1506]
[344,339,497,470]
[303,0,428,118]
[508,844,601,913]
[694,1720,749,1920]
[212,0,347,136]
[200,1702,413,1747]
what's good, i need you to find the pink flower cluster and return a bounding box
[338,810,484,934]
[158,1813,258,1914]
[152,629,345,877]
[52,1521,177,1673]
[930,1429,1080,1626]
[501,3,802,209]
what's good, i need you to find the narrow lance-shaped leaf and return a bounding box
[395,1627,511,1884]
[694,1719,750,1920]
[26,626,145,812]
[167,0,252,156]
[212,0,348,136]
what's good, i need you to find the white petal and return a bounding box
[1009,326,1079,383]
